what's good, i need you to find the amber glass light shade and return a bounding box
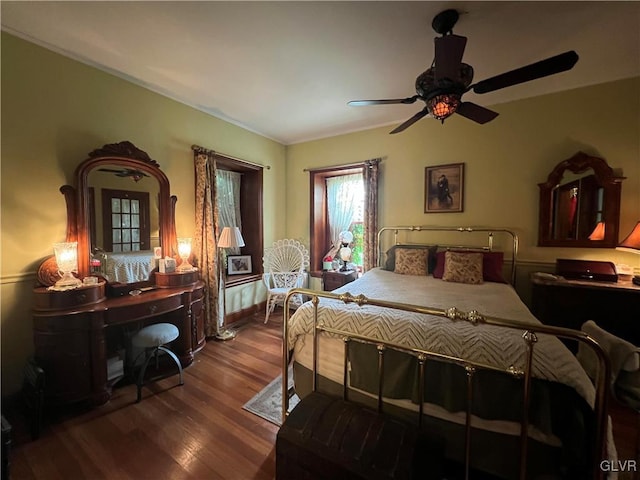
[617,221,640,253]
[427,94,461,121]
[588,222,605,241]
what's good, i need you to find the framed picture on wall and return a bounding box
[424,163,465,213]
[227,255,252,275]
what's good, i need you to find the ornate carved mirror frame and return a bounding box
[538,151,625,248]
[38,141,177,286]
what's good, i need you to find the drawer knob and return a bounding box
[149,305,158,314]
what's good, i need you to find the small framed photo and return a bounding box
[227,255,252,275]
[424,163,465,213]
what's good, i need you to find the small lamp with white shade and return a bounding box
[338,230,354,272]
[216,226,246,340]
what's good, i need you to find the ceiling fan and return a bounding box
[98,168,149,182]
[348,9,579,134]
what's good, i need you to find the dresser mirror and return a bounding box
[75,141,176,282]
[538,151,624,247]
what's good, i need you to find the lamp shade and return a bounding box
[218,226,245,248]
[339,231,354,244]
[588,222,605,241]
[617,221,640,253]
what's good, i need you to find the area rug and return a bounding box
[242,368,300,426]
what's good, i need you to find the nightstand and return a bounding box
[531,275,640,347]
[323,270,357,291]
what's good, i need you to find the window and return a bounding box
[101,188,151,252]
[216,169,243,254]
[310,165,365,271]
[215,155,264,283]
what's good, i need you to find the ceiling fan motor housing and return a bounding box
[415,64,473,99]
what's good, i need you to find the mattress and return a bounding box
[286,268,615,478]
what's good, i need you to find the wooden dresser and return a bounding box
[531,276,640,347]
[323,270,358,291]
[33,280,205,406]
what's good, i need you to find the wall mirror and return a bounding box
[75,141,176,283]
[538,151,624,247]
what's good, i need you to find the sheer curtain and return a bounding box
[193,149,223,337]
[216,170,242,254]
[326,173,363,251]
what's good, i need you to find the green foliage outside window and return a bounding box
[350,222,364,266]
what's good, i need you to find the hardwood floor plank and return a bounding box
[7,311,285,480]
[6,308,636,480]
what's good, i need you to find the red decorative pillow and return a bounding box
[433,250,506,283]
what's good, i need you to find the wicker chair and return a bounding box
[263,239,309,324]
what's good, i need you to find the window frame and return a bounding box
[309,164,365,272]
[215,155,264,286]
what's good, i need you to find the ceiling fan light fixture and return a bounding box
[427,93,460,121]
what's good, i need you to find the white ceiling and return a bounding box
[2,1,639,145]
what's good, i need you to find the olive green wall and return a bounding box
[1,33,286,394]
[2,30,639,396]
[285,77,640,271]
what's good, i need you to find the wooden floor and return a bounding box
[5,309,639,480]
[6,312,283,480]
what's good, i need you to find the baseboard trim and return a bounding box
[226,301,267,325]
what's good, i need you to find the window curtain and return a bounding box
[326,173,362,251]
[193,150,223,337]
[216,170,242,254]
[363,159,380,271]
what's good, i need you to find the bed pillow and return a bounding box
[385,244,438,274]
[433,250,506,283]
[393,247,430,276]
[442,251,484,284]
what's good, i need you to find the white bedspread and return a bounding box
[104,250,154,283]
[288,268,596,407]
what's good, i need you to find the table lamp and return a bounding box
[176,237,195,272]
[53,242,83,289]
[616,221,640,286]
[338,230,353,272]
[216,226,245,340]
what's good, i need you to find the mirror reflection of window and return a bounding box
[102,189,150,252]
[552,173,603,241]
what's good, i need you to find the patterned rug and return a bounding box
[242,368,299,426]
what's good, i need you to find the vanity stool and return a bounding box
[131,323,184,403]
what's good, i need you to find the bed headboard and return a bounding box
[377,226,519,285]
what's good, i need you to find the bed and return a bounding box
[103,250,155,283]
[282,226,613,480]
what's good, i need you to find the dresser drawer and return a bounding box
[106,295,183,325]
[323,271,357,291]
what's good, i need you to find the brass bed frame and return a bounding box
[281,226,611,480]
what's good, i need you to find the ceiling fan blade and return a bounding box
[389,108,430,134]
[348,96,418,106]
[455,102,499,124]
[434,34,467,82]
[471,51,579,94]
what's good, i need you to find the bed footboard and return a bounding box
[282,288,612,480]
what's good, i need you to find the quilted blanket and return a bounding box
[287,268,596,407]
